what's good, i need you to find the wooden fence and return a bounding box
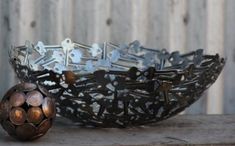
[0,0,234,114]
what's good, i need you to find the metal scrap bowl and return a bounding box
[0,83,55,141]
[9,38,225,127]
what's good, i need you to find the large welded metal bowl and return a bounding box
[9,38,225,127]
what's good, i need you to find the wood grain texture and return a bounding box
[206,0,225,114]
[93,0,111,43]
[72,0,96,44]
[130,0,148,44]
[109,0,133,44]
[168,0,187,53]
[224,0,235,114]
[0,0,231,114]
[146,0,169,49]
[184,0,207,114]
[0,0,16,96]
[0,115,235,145]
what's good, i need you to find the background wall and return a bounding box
[0,0,233,114]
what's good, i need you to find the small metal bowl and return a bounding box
[9,38,225,127]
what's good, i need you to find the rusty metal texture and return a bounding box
[9,39,225,127]
[0,83,55,141]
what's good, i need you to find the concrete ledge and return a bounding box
[0,115,235,146]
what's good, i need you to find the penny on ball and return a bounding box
[27,107,44,124]
[42,97,55,118]
[9,107,27,125]
[9,92,26,107]
[1,120,16,136]
[17,83,37,91]
[26,90,43,106]
[38,85,53,97]
[37,119,52,134]
[0,100,11,120]
[16,123,37,141]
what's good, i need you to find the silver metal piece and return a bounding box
[41,51,64,67]
[97,59,111,69]
[74,42,91,49]
[35,42,62,55]
[102,42,107,60]
[129,40,141,53]
[111,63,130,70]
[10,38,173,74]
[108,50,120,63]
[35,42,47,55]
[69,49,82,63]
[143,52,156,66]
[140,46,160,53]
[34,51,53,65]
[61,38,74,66]
[107,42,138,65]
[89,43,102,57]
[54,63,66,74]
[85,60,95,72]
[24,41,33,64]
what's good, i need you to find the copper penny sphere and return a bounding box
[0,83,56,141]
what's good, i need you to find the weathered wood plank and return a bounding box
[72,0,96,44]
[0,0,10,95]
[146,0,169,49]
[39,0,72,43]
[109,0,133,44]
[130,0,148,44]
[0,115,234,145]
[93,0,111,43]
[224,0,235,114]
[37,0,52,43]
[0,0,17,97]
[168,0,187,53]
[14,0,39,43]
[184,0,207,114]
[206,0,225,114]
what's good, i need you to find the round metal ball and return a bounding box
[0,82,56,141]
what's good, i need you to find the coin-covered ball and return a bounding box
[0,83,56,141]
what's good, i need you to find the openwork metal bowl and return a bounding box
[9,38,225,127]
